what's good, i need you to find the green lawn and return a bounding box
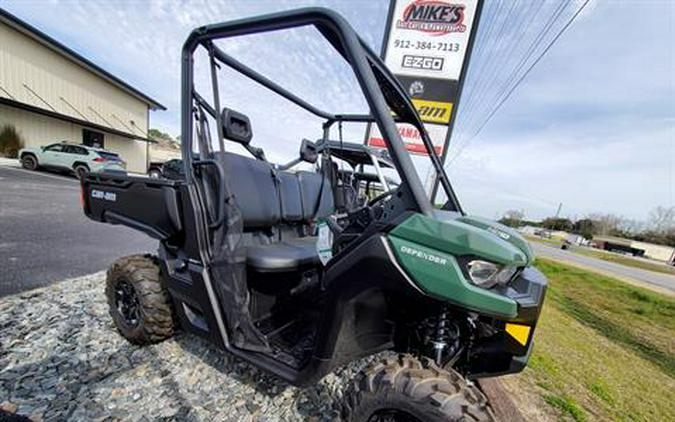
[501,259,675,421]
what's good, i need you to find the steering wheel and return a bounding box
[367,189,395,207]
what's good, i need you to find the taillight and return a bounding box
[93,157,106,162]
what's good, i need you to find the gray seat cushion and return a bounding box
[246,237,319,272]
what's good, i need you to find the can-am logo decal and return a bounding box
[411,99,453,124]
[487,227,511,240]
[91,189,117,202]
[400,245,448,265]
[397,1,466,35]
[402,54,445,71]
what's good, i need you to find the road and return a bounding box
[531,242,675,295]
[0,165,155,297]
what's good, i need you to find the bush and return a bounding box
[0,125,25,158]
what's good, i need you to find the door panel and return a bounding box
[64,145,89,168]
[41,144,67,168]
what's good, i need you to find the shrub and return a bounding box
[0,125,25,158]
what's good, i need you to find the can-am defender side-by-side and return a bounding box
[82,8,546,421]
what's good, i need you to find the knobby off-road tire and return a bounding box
[342,355,495,422]
[21,154,37,170]
[105,255,175,345]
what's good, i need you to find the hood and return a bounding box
[389,211,533,268]
[454,214,534,265]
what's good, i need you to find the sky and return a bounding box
[1,0,673,222]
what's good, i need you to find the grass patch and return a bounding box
[554,292,675,377]
[588,381,614,405]
[500,259,675,421]
[544,394,587,422]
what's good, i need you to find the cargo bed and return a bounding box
[82,173,184,240]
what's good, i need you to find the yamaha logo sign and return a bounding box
[397,0,467,35]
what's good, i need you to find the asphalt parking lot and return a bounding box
[0,164,155,297]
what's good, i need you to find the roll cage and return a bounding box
[180,7,462,214]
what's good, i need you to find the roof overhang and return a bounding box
[0,96,156,143]
[0,8,166,111]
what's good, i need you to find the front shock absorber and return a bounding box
[430,307,460,366]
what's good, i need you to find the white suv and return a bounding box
[18,142,126,179]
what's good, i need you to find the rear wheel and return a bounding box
[21,154,37,170]
[105,255,175,344]
[74,164,89,180]
[342,355,495,422]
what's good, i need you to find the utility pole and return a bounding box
[554,202,563,218]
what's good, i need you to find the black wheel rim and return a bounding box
[114,279,140,328]
[368,410,422,422]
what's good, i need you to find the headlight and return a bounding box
[466,260,518,289]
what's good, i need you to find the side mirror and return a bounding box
[221,108,252,145]
[40,146,46,151]
[299,139,318,164]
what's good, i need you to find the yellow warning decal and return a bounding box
[412,99,454,124]
[505,323,531,346]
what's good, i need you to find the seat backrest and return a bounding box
[296,170,334,220]
[224,152,280,229]
[277,171,303,222]
[222,152,334,229]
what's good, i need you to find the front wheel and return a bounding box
[342,355,495,422]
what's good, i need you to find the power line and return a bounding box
[454,0,506,122]
[453,0,570,157]
[456,0,528,135]
[447,0,591,167]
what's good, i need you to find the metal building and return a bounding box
[0,8,165,173]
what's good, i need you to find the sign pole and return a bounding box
[431,0,484,202]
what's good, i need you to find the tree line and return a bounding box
[499,206,675,248]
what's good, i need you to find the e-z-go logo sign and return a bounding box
[402,55,445,71]
[397,0,466,35]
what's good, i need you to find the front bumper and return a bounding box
[466,266,547,378]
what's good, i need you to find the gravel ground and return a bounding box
[0,273,384,421]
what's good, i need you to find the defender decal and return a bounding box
[399,244,448,266]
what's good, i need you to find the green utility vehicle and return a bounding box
[82,8,546,421]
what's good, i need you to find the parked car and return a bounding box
[147,158,184,180]
[18,142,126,179]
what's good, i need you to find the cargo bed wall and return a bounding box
[82,174,184,240]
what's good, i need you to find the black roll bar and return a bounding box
[181,7,438,215]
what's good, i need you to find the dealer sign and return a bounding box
[367,0,482,156]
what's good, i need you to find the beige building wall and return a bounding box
[630,241,675,263]
[0,104,147,172]
[0,22,148,137]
